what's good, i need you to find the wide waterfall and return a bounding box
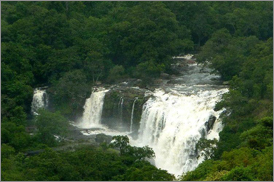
[131,55,228,176]
[77,88,109,128]
[31,88,48,115]
[135,88,227,176]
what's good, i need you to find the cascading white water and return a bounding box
[132,55,229,176]
[130,97,138,132]
[31,88,48,115]
[117,96,124,122]
[118,97,122,110]
[136,88,227,176]
[77,88,109,128]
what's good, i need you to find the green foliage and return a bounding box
[110,135,130,155]
[221,166,256,181]
[240,117,273,149]
[135,60,165,86]
[35,110,69,146]
[253,146,273,181]
[116,161,174,181]
[106,1,193,74]
[1,145,172,181]
[1,122,32,152]
[50,70,88,118]
[1,144,16,159]
[110,135,155,162]
[128,145,155,161]
[180,160,217,181]
[107,65,125,83]
[196,138,218,160]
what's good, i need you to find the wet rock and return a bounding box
[205,115,216,132]
[95,134,113,144]
[199,128,206,138]
[101,88,148,132]
[223,81,229,85]
[186,59,196,64]
[154,79,163,85]
[179,63,187,67]
[160,73,170,79]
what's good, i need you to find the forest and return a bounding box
[1,1,273,181]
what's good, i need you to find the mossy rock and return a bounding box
[101,88,148,133]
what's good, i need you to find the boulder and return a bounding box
[186,59,196,64]
[95,81,102,85]
[101,88,148,133]
[160,72,170,79]
[205,115,217,132]
[223,81,229,85]
[154,79,163,84]
[95,134,112,144]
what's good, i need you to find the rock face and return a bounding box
[223,81,230,85]
[95,134,113,144]
[160,72,170,79]
[205,115,217,132]
[101,87,148,137]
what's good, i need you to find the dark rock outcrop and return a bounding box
[205,115,217,132]
[95,134,113,144]
[101,87,148,136]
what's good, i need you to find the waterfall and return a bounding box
[130,97,138,132]
[72,54,229,177]
[31,88,48,115]
[132,55,228,176]
[77,88,109,128]
[136,88,228,176]
[120,97,124,122]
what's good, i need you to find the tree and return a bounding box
[110,135,155,162]
[107,2,193,71]
[240,117,273,149]
[110,135,130,155]
[107,65,125,83]
[135,60,165,87]
[120,162,174,181]
[84,50,106,83]
[128,145,155,161]
[221,166,256,181]
[51,70,88,118]
[35,110,68,146]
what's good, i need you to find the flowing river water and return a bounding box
[31,55,228,177]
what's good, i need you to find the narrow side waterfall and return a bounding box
[120,97,124,122]
[77,88,109,128]
[31,88,48,115]
[130,97,138,132]
[136,88,228,176]
[117,96,124,123]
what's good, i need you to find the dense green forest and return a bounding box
[1,1,273,181]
